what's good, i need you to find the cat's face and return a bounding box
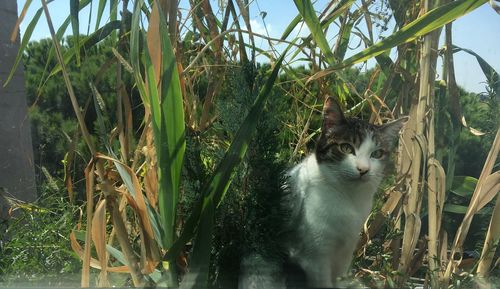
[315,97,407,182]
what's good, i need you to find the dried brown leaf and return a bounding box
[461,116,485,136]
[92,199,109,286]
[82,161,95,287]
[70,231,130,273]
[96,153,155,241]
[445,129,500,281]
[476,171,500,212]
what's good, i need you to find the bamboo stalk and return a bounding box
[397,0,435,284]
[426,24,446,287]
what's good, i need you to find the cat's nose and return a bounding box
[357,166,369,176]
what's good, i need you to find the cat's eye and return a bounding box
[371,149,384,159]
[339,143,355,155]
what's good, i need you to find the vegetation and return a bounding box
[2,0,499,288]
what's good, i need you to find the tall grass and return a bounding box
[9,0,499,287]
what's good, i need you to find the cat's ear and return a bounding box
[380,116,409,139]
[322,97,346,131]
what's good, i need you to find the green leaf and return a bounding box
[444,203,492,215]
[106,245,128,266]
[444,204,469,214]
[281,14,302,40]
[36,0,92,89]
[332,0,488,70]
[70,0,80,66]
[164,50,287,264]
[453,45,500,96]
[179,198,215,289]
[130,0,149,106]
[333,17,354,61]
[89,82,110,148]
[48,20,123,77]
[95,0,108,31]
[293,0,336,65]
[282,0,355,42]
[152,3,186,252]
[73,229,86,242]
[110,0,119,40]
[450,176,478,197]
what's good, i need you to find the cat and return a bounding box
[239,96,408,289]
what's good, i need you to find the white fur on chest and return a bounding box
[286,154,383,286]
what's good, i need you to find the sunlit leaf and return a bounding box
[293,0,336,65]
[324,0,488,73]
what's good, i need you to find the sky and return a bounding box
[15,0,500,94]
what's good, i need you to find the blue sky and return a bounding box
[15,0,500,93]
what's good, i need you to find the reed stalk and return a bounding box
[397,0,438,285]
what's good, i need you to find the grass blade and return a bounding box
[281,14,302,40]
[283,0,355,58]
[95,0,108,31]
[110,0,118,40]
[179,198,215,289]
[293,0,336,65]
[130,0,149,106]
[70,0,80,66]
[333,13,354,61]
[49,20,123,77]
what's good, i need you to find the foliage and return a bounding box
[0,178,81,281]
[6,0,499,288]
[455,89,499,177]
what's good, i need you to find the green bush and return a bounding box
[0,179,81,282]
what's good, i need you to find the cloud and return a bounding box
[247,19,272,36]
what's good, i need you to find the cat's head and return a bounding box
[315,97,408,182]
